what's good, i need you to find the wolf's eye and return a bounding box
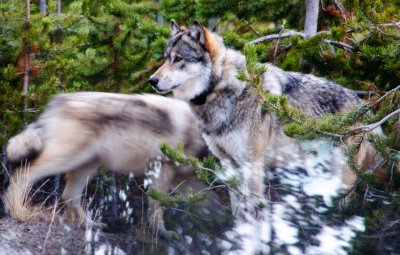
[173,56,183,63]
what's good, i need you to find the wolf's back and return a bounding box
[7,122,44,164]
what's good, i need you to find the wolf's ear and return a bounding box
[190,20,220,59]
[170,19,181,36]
[190,20,206,45]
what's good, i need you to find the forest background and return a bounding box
[0,0,400,253]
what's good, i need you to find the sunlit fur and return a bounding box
[5,92,209,240]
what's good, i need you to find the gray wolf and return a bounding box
[149,20,382,214]
[5,92,209,239]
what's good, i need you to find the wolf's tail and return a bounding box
[6,122,44,165]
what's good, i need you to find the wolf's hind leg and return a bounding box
[62,163,99,227]
[5,145,96,222]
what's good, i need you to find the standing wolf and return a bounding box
[5,92,209,239]
[149,21,381,214]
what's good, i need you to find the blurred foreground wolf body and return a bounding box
[150,21,382,214]
[6,92,208,239]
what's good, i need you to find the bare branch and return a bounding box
[354,90,378,96]
[241,18,260,36]
[323,39,354,51]
[248,31,353,51]
[333,0,348,22]
[351,84,400,119]
[378,21,400,28]
[373,84,400,106]
[357,109,400,132]
[247,31,306,45]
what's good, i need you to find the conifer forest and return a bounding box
[0,0,400,254]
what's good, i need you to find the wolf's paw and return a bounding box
[159,229,179,240]
[86,218,108,229]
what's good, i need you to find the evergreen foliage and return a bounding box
[159,142,239,188]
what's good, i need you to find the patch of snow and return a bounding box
[185,235,193,245]
[220,139,365,254]
[95,243,126,255]
[118,190,127,201]
[273,204,299,245]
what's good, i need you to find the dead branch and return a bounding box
[323,39,354,51]
[378,21,400,28]
[333,0,349,22]
[240,18,261,36]
[248,31,354,52]
[247,31,306,45]
[357,108,400,132]
[351,84,400,119]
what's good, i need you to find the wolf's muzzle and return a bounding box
[149,77,159,88]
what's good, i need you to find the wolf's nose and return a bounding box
[148,77,159,87]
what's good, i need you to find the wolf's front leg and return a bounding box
[146,161,179,240]
[230,161,266,218]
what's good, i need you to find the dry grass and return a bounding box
[43,197,61,253]
[3,163,104,230]
[2,164,59,223]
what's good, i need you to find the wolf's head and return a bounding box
[149,20,223,101]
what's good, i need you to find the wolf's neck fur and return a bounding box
[190,48,265,135]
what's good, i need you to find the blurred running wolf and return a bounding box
[5,92,208,239]
[149,20,382,214]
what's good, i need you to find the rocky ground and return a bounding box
[0,217,133,255]
[0,184,232,255]
[0,205,232,255]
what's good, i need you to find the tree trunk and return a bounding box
[23,0,30,96]
[53,0,62,201]
[1,138,8,192]
[39,0,46,14]
[208,17,219,32]
[56,0,61,14]
[157,0,164,24]
[304,0,319,37]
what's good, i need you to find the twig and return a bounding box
[43,198,60,253]
[346,84,400,127]
[240,18,260,36]
[382,219,400,232]
[273,29,285,64]
[341,158,386,198]
[354,90,378,96]
[196,184,227,194]
[366,159,387,174]
[168,180,186,195]
[195,164,241,196]
[372,84,400,106]
[248,31,354,52]
[356,108,400,132]
[378,22,400,28]
[323,39,354,51]
[333,0,348,22]
[247,31,306,45]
